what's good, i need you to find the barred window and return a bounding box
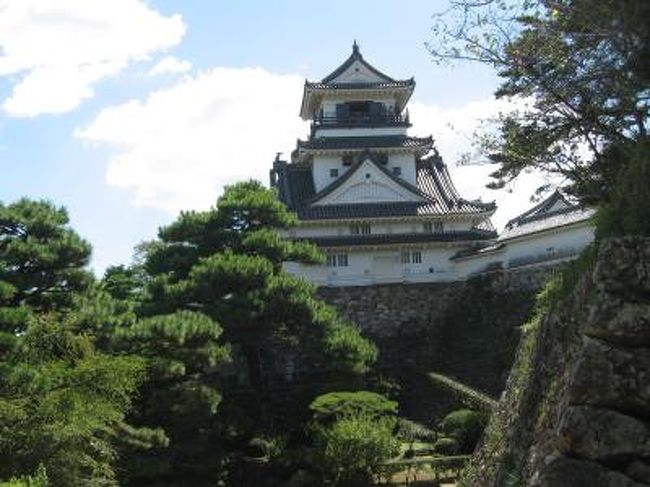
[350,223,371,235]
[400,251,410,264]
[327,253,349,267]
[412,251,422,264]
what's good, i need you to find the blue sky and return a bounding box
[0,1,547,274]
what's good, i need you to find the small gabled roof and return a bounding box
[500,190,594,241]
[504,190,572,229]
[321,41,396,84]
[300,42,415,119]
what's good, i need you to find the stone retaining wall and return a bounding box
[317,264,560,338]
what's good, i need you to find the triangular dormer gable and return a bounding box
[321,41,395,85]
[505,191,577,229]
[309,158,427,207]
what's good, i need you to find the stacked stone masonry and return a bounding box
[466,237,650,486]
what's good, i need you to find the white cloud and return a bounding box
[76,67,308,213]
[78,69,555,230]
[410,97,556,230]
[0,0,185,117]
[148,56,192,76]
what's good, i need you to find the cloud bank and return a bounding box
[0,0,185,117]
[78,66,549,229]
[77,67,308,212]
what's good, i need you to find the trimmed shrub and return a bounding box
[309,391,398,423]
[438,409,487,453]
[313,413,400,486]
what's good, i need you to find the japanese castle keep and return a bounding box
[270,43,594,287]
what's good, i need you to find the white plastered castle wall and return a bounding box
[502,223,594,267]
[313,159,422,205]
[312,152,417,192]
[452,220,595,277]
[285,244,462,287]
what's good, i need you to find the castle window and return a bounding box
[327,253,349,267]
[330,168,339,178]
[350,223,371,235]
[400,251,410,264]
[342,155,353,166]
[392,167,401,176]
[434,221,444,233]
[423,222,433,233]
[412,251,422,264]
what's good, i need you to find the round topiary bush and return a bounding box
[438,409,487,453]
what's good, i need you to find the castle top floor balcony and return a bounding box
[311,110,411,135]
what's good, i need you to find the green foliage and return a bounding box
[0,199,92,314]
[313,413,400,486]
[101,265,145,301]
[596,139,650,239]
[115,181,376,484]
[0,315,146,486]
[438,409,487,453]
[428,0,649,203]
[0,465,48,487]
[310,391,398,423]
[396,418,437,443]
[433,437,459,456]
[0,198,147,486]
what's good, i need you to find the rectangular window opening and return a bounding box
[350,223,371,235]
[327,253,349,267]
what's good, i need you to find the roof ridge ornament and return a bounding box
[352,39,360,55]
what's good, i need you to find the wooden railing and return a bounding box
[376,454,471,485]
[311,111,411,132]
[427,372,497,413]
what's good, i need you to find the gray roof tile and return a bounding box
[298,230,497,247]
[271,154,497,224]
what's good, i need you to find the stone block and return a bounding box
[568,337,650,417]
[584,301,650,347]
[532,455,647,487]
[557,405,650,461]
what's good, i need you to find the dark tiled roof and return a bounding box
[500,190,594,241]
[297,230,496,248]
[305,80,415,90]
[297,135,433,152]
[271,154,497,221]
[505,190,571,228]
[499,207,594,241]
[321,41,397,84]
